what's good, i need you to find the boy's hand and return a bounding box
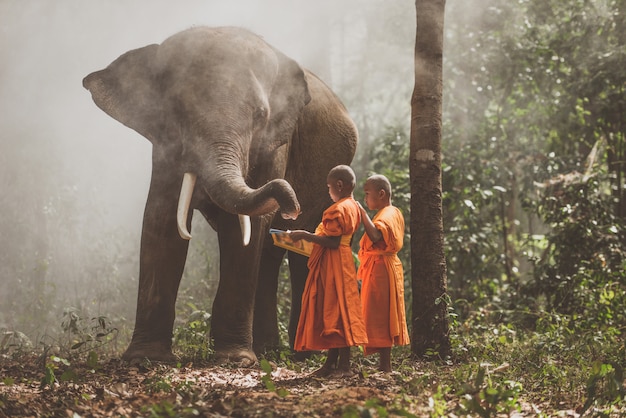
[356,201,368,222]
[288,230,309,242]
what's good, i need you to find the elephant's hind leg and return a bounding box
[253,239,286,354]
[287,251,318,361]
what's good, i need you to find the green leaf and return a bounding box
[260,359,272,374]
[87,351,99,369]
[71,341,85,350]
[60,368,78,382]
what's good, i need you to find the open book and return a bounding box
[269,228,313,257]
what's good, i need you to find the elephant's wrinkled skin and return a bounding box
[83,26,357,365]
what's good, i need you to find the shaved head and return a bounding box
[328,165,356,191]
[366,174,392,198]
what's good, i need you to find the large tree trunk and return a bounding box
[410,0,450,358]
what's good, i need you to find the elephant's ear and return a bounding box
[83,44,163,143]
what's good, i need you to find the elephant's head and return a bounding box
[83,27,309,242]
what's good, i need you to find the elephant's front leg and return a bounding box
[212,212,266,366]
[122,168,190,363]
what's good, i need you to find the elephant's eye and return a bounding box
[253,106,269,122]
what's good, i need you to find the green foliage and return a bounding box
[36,311,113,388]
[428,385,449,418]
[341,398,413,418]
[173,306,213,362]
[458,366,522,417]
[582,361,625,416]
[259,358,289,397]
[144,375,174,394]
[441,143,522,308]
[142,400,177,418]
[440,0,626,323]
[40,355,71,388]
[59,308,118,358]
[523,167,626,317]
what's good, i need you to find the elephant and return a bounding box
[83,26,358,365]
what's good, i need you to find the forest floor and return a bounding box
[0,352,598,417]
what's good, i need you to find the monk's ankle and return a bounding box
[379,348,392,372]
[310,365,333,377]
[325,349,339,368]
[379,363,392,373]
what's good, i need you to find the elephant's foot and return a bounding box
[213,348,258,367]
[121,342,177,364]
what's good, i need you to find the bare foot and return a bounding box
[309,365,334,378]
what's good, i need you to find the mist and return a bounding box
[0,0,471,348]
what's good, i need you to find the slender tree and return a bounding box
[410,0,450,358]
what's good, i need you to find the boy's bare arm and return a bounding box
[357,202,383,243]
[289,230,341,249]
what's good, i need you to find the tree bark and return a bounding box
[410,0,450,358]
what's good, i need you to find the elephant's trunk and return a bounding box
[175,134,301,242]
[198,143,301,219]
[176,166,300,243]
[177,172,251,244]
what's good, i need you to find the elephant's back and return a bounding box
[157,26,275,74]
[300,71,358,159]
[278,71,358,231]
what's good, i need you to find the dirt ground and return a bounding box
[1,354,435,417]
[2,352,600,417]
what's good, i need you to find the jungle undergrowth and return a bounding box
[3,301,626,417]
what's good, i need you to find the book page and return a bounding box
[269,229,313,257]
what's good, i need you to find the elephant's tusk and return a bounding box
[177,172,197,240]
[239,214,251,246]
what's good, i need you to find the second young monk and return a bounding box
[357,174,410,372]
[290,165,368,377]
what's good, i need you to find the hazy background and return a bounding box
[0,0,446,347]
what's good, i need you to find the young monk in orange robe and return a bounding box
[290,165,368,377]
[357,174,410,372]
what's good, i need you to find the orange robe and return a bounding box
[294,197,368,351]
[357,205,410,355]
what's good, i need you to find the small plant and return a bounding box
[259,358,289,397]
[59,308,118,358]
[341,398,416,418]
[580,361,625,415]
[429,385,449,417]
[458,366,522,417]
[144,373,174,394]
[40,355,74,388]
[173,307,213,361]
[143,400,177,418]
